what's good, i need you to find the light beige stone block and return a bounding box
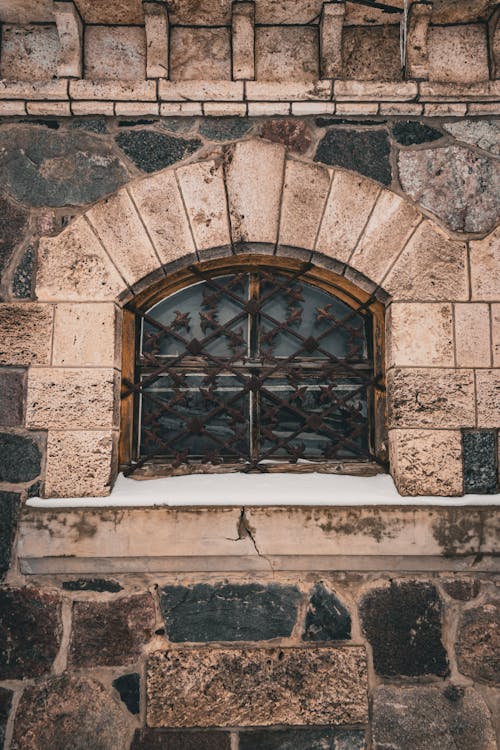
[176,160,231,252]
[255,1,323,24]
[389,429,463,496]
[26,101,71,116]
[86,190,160,288]
[428,25,489,83]
[160,102,203,116]
[84,26,146,81]
[470,226,500,301]
[0,0,55,23]
[334,81,418,101]
[144,0,169,79]
[476,369,500,428]
[380,103,424,115]
[468,104,500,115]
[388,368,475,428]
[0,24,59,81]
[384,222,469,301]
[129,171,196,266]
[454,303,492,368]
[342,26,401,82]
[70,80,156,101]
[388,303,454,368]
[424,103,468,116]
[54,1,82,78]
[159,80,243,101]
[315,171,380,264]
[52,303,119,367]
[419,81,500,101]
[350,191,421,283]
[114,102,159,116]
[492,304,500,367]
[247,102,290,116]
[0,303,53,366]
[167,0,232,25]
[255,26,319,82]
[74,0,143,24]
[232,1,255,81]
[44,430,117,498]
[170,27,231,81]
[246,80,332,101]
[406,1,432,80]
[335,102,379,115]
[71,101,114,116]
[225,140,285,246]
[279,160,332,251]
[0,79,68,100]
[147,647,368,727]
[0,101,27,115]
[26,368,118,430]
[320,2,345,79]
[203,102,247,117]
[291,102,335,116]
[36,217,125,302]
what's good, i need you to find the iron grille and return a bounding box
[122,263,385,475]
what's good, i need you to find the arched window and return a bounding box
[120,257,386,477]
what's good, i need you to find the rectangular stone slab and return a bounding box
[147,646,368,727]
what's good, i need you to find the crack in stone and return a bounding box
[235,507,274,573]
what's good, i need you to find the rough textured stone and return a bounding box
[388,303,454,367]
[0,303,53,366]
[160,583,301,642]
[316,130,391,186]
[493,303,500,367]
[454,303,491,368]
[0,432,41,483]
[456,600,500,683]
[392,121,443,146]
[12,245,35,299]
[342,26,400,81]
[69,594,155,667]
[372,685,497,750]
[0,587,62,679]
[75,0,143,23]
[240,728,366,750]
[432,0,496,23]
[52,303,118,367]
[0,491,19,579]
[11,674,132,750]
[62,578,123,593]
[390,429,463,496]
[0,193,28,273]
[115,131,201,173]
[256,27,319,82]
[44,429,116,497]
[112,673,140,715]
[1,24,59,80]
[303,583,351,642]
[441,578,481,601]
[428,25,489,83]
[279,160,331,251]
[463,431,498,494]
[0,127,130,207]
[199,118,253,142]
[85,26,146,81]
[398,146,500,233]
[0,687,13,750]
[360,581,448,676]
[176,160,231,251]
[170,28,231,81]
[148,646,368,727]
[476,370,500,429]
[131,730,231,750]
[260,119,312,155]
[470,227,500,302]
[443,120,500,156]
[0,369,24,427]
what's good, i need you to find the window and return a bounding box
[120,257,386,477]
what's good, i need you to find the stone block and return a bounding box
[52,303,119,367]
[0,303,53,366]
[0,369,25,426]
[424,103,467,116]
[225,140,286,246]
[0,432,42,483]
[200,117,253,141]
[456,600,500,683]
[131,730,232,750]
[69,595,155,667]
[86,190,160,287]
[470,226,500,301]
[62,578,123,592]
[454,303,491,368]
[0,688,12,750]
[0,101,27,115]
[75,0,143,23]
[159,583,301,642]
[428,25,489,83]
[54,1,82,78]
[27,368,117,430]
[240,728,366,750]
[476,369,500,428]
[26,101,71,117]
[168,0,232,24]
[388,303,454,368]
[406,1,432,79]
[37,217,125,302]
[360,581,448,676]
[256,26,319,82]
[388,368,475,429]
[147,646,368,727]
[115,131,201,173]
[44,429,117,497]
[315,171,380,264]
[315,129,392,186]
[144,1,169,79]
[70,79,157,101]
[176,160,231,251]
[115,103,160,116]
[342,26,401,81]
[350,192,421,284]
[161,102,203,116]
[0,79,68,100]
[71,100,114,116]
[443,120,500,156]
[159,80,244,101]
[380,103,423,115]
[303,582,351,642]
[232,2,255,80]
[463,430,498,494]
[130,170,196,266]
[389,428,464,496]
[170,28,230,81]
[11,675,133,750]
[391,121,443,146]
[113,672,140,715]
[246,80,332,101]
[0,587,62,679]
[334,81,418,101]
[384,222,468,301]
[372,685,497,750]
[85,26,146,81]
[320,2,345,79]
[0,491,19,579]
[248,102,290,116]
[261,120,313,154]
[1,24,59,80]
[0,192,28,273]
[291,102,335,115]
[335,103,378,115]
[492,304,500,366]
[279,161,332,251]
[203,103,248,117]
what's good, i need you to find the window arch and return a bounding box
[120,256,386,477]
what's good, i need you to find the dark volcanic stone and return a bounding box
[160,118,197,133]
[0,587,62,679]
[62,578,123,593]
[71,118,108,134]
[359,581,448,677]
[0,491,19,579]
[0,369,25,426]
[303,582,351,641]
[315,129,392,185]
[0,432,41,483]
[240,728,366,750]
[115,131,202,173]
[112,672,140,715]
[456,600,500,683]
[0,193,28,272]
[441,578,481,601]
[12,246,35,299]
[372,685,497,750]
[0,126,130,207]
[159,583,301,642]
[392,121,443,146]
[199,118,253,142]
[0,687,13,750]
[131,730,231,750]
[260,119,312,154]
[462,430,498,494]
[11,675,132,750]
[69,594,155,667]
